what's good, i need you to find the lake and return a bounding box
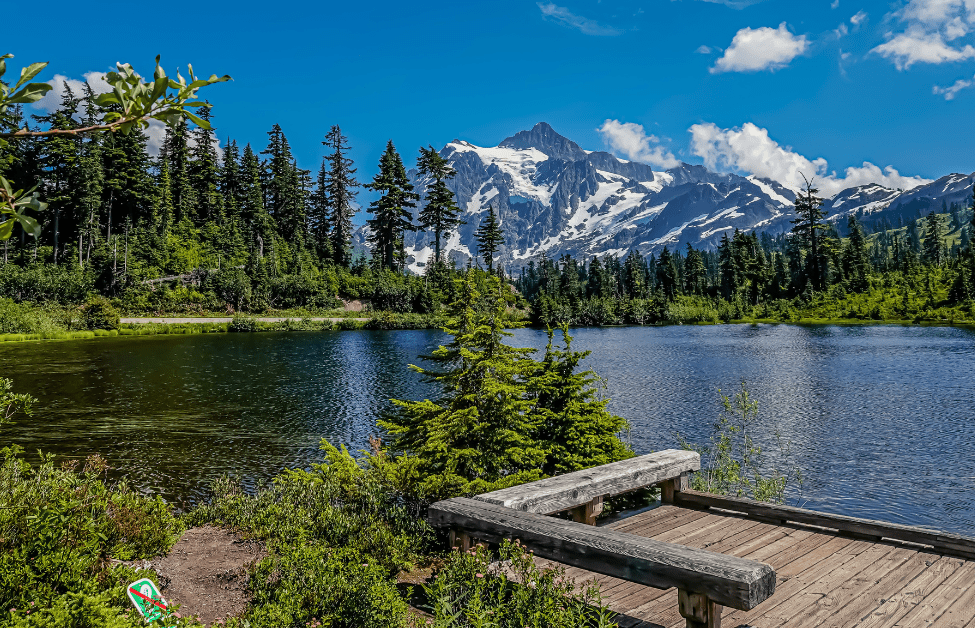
[1,324,974,534]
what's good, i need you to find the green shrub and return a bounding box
[244,544,408,628]
[0,298,65,335]
[82,297,120,331]
[424,541,616,628]
[229,315,258,332]
[0,448,184,616]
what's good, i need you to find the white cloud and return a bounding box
[873,31,975,68]
[537,3,621,36]
[850,10,868,26]
[694,0,768,7]
[835,22,850,37]
[597,119,679,169]
[688,122,931,196]
[872,0,975,68]
[33,71,111,114]
[831,0,840,8]
[711,23,808,73]
[933,73,975,98]
[696,45,713,54]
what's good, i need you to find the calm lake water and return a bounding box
[1,324,974,534]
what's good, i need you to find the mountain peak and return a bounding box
[499,122,587,162]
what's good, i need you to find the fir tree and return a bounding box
[790,176,827,291]
[684,243,707,295]
[527,324,632,475]
[843,216,870,291]
[189,104,220,224]
[474,204,504,273]
[319,125,359,267]
[164,118,195,224]
[382,275,543,497]
[365,140,417,271]
[923,211,946,266]
[416,145,463,267]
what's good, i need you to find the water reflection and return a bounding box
[0,324,973,533]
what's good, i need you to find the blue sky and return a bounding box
[6,0,975,206]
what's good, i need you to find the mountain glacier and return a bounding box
[354,122,974,273]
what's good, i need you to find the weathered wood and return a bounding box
[476,449,700,514]
[428,497,775,610]
[678,589,721,628]
[673,489,975,560]
[570,495,604,525]
[661,472,689,504]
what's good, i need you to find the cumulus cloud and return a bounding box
[537,3,621,36]
[597,119,679,169]
[933,74,975,98]
[711,23,808,73]
[850,10,868,27]
[688,122,932,197]
[872,0,975,69]
[33,72,111,114]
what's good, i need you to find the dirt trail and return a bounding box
[118,526,265,626]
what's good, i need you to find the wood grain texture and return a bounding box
[674,489,975,560]
[476,449,700,514]
[428,497,774,610]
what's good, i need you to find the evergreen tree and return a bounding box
[164,118,195,224]
[365,141,417,271]
[416,145,463,266]
[655,246,678,298]
[842,216,870,291]
[790,176,827,291]
[382,275,543,497]
[240,144,274,263]
[684,243,707,295]
[261,124,305,244]
[319,125,359,267]
[475,204,504,273]
[923,211,946,266]
[189,104,220,224]
[527,324,632,475]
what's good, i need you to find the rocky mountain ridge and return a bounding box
[354,122,974,273]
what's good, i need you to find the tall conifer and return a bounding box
[417,145,463,266]
[474,204,504,273]
[319,125,359,267]
[365,141,417,271]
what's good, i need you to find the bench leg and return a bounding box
[661,472,689,504]
[449,530,471,552]
[678,589,721,628]
[570,496,604,525]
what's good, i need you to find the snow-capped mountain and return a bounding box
[354,122,974,272]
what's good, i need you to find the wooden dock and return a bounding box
[540,503,975,628]
[428,450,975,628]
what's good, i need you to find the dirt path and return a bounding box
[120,316,368,324]
[120,526,265,626]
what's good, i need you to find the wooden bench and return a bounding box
[476,449,700,524]
[429,497,775,628]
[427,450,775,628]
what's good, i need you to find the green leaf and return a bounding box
[183,111,209,129]
[7,83,52,104]
[0,220,13,241]
[150,76,168,102]
[14,62,48,89]
[17,215,40,238]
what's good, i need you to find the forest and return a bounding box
[2,75,975,335]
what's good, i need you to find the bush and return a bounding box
[0,448,184,618]
[229,315,258,333]
[424,541,616,628]
[0,298,65,335]
[82,297,120,331]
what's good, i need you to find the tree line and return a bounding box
[514,181,975,325]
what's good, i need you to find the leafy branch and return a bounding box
[0,54,230,239]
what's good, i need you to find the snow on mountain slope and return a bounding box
[354,122,975,270]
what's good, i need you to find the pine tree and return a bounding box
[527,324,632,475]
[417,145,463,267]
[261,124,305,244]
[164,118,195,224]
[922,211,945,266]
[475,204,504,273]
[319,125,359,267]
[684,243,707,295]
[382,275,543,497]
[34,86,82,263]
[241,144,274,263]
[843,216,871,291]
[365,140,417,271]
[189,104,220,224]
[790,176,827,291]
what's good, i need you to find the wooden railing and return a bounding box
[427,450,775,628]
